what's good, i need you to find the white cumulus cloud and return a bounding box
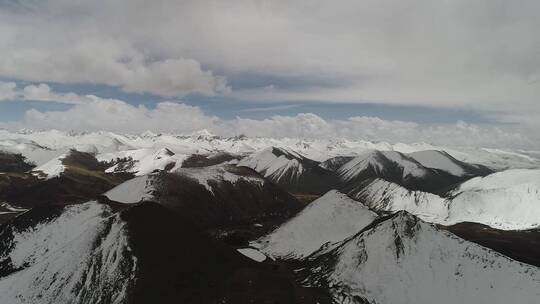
[5,89,533,149]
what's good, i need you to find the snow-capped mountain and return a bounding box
[354,169,540,230]
[336,150,484,193]
[0,202,136,303]
[97,148,187,176]
[255,190,377,259]
[407,150,492,177]
[0,150,130,208]
[318,156,354,172]
[1,129,540,303]
[1,129,538,177]
[445,169,540,230]
[300,212,540,304]
[31,153,67,179]
[237,147,338,194]
[106,164,303,229]
[351,178,449,222]
[0,200,329,303]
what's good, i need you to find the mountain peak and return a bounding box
[189,129,216,138]
[256,189,377,259]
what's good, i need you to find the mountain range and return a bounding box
[1,129,539,303]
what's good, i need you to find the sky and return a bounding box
[0,0,539,149]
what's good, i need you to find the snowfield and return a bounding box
[105,174,158,204]
[31,153,66,179]
[237,248,267,262]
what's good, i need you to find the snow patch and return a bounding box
[174,165,265,193]
[105,175,156,204]
[99,148,187,176]
[237,248,267,262]
[31,153,66,179]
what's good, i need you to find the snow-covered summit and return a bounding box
[302,211,540,304]
[255,190,377,259]
[99,147,186,176]
[354,170,540,230]
[452,168,540,192]
[445,169,540,230]
[408,149,491,177]
[1,129,538,172]
[237,146,339,194]
[237,147,308,183]
[338,150,430,181]
[351,178,448,223]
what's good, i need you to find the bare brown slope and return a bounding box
[0,150,132,208]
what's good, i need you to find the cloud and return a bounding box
[23,97,218,133]
[220,114,534,149]
[1,0,539,111]
[0,81,17,100]
[239,104,301,113]
[9,89,534,149]
[1,0,539,146]
[21,83,96,104]
[0,81,97,104]
[0,30,228,96]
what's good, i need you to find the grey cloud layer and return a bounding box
[1,1,539,106]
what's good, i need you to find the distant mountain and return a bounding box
[299,212,540,304]
[98,148,186,176]
[106,164,303,230]
[353,168,540,230]
[255,190,377,259]
[237,147,338,194]
[181,151,241,168]
[2,129,539,177]
[407,150,492,177]
[0,150,131,209]
[445,169,540,229]
[350,178,449,222]
[318,156,354,172]
[337,150,491,193]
